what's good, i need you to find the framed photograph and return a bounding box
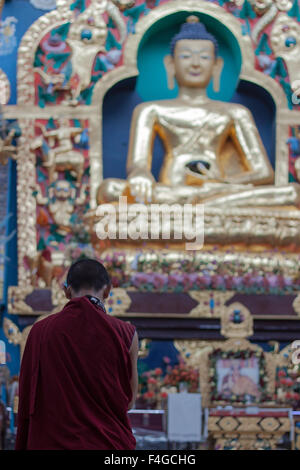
[208,349,272,405]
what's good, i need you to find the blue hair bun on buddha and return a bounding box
[170,15,219,57]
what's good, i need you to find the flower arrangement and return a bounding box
[139,367,168,408]
[64,242,96,264]
[138,356,199,408]
[137,358,199,409]
[163,360,199,393]
[98,250,300,295]
[275,367,300,408]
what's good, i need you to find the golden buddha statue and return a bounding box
[97,16,300,208]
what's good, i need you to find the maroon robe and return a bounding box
[15,296,136,450]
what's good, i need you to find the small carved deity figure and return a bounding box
[65,0,126,104]
[36,180,87,234]
[31,118,85,184]
[270,13,300,92]
[23,248,55,288]
[97,16,300,208]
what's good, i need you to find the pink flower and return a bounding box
[196,275,211,288]
[147,377,157,385]
[163,356,171,364]
[168,273,184,287]
[232,276,244,288]
[152,273,168,289]
[182,273,194,290]
[266,274,279,288]
[188,273,199,284]
[283,276,293,287]
[211,275,225,289]
[131,273,151,287]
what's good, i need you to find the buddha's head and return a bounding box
[164,16,224,92]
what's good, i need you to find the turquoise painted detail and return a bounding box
[288,0,300,21]
[81,29,93,41]
[285,36,297,48]
[255,33,272,56]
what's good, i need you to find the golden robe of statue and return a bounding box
[97,16,300,208]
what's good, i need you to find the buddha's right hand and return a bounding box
[128,169,155,203]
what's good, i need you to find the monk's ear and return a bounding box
[103,284,111,300]
[212,56,224,93]
[163,54,176,90]
[63,284,72,300]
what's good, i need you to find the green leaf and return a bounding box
[255,33,272,56]
[105,30,121,51]
[94,56,108,73]
[51,22,71,40]
[70,0,86,12]
[239,0,256,19]
[288,0,300,21]
[46,52,71,70]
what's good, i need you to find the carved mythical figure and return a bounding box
[30,118,85,184]
[97,16,300,208]
[250,0,293,43]
[270,13,300,93]
[36,180,87,234]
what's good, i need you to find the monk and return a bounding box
[15,259,138,450]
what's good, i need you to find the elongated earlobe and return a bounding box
[212,57,224,93]
[163,54,176,90]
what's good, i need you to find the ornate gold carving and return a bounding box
[107,288,131,316]
[293,417,300,450]
[36,180,87,234]
[31,119,85,184]
[3,318,23,346]
[138,338,151,359]
[112,0,135,10]
[292,294,300,318]
[198,309,276,407]
[93,204,300,246]
[209,415,291,450]
[217,416,239,432]
[16,119,38,288]
[271,13,300,92]
[174,340,220,369]
[3,0,300,306]
[0,69,10,105]
[188,291,234,318]
[221,303,253,339]
[260,417,281,433]
[7,285,34,314]
[51,279,67,313]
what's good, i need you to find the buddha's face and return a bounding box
[173,39,216,88]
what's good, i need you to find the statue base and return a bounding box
[91,205,300,248]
